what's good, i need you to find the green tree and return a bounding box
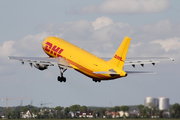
[55,109,63,118]
[93,109,97,118]
[98,108,106,117]
[59,111,64,119]
[6,111,11,119]
[154,108,159,117]
[137,104,144,111]
[170,107,175,118]
[88,108,91,112]
[111,106,120,118]
[113,106,120,112]
[64,107,70,115]
[44,111,49,119]
[11,110,17,119]
[140,109,146,118]
[137,104,144,117]
[170,103,180,118]
[120,106,129,112]
[21,107,29,112]
[70,104,80,113]
[146,102,157,117]
[54,106,63,118]
[16,111,21,119]
[145,106,151,118]
[31,108,38,114]
[70,104,80,117]
[80,105,87,112]
[55,106,63,111]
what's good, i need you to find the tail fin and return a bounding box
[107,36,131,69]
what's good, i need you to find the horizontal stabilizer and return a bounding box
[126,71,155,74]
[93,71,119,75]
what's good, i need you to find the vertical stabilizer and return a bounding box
[107,36,131,69]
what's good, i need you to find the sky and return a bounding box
[0,0,180,108]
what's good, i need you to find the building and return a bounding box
[145,96,170,110]
[21,110,37,118]
[129,110,139,117]
[145,97,158,108]
[0,111,7,119]
[118,111,129,117]
[112,112,119,118]
[79,111,93,118]
[159,97,169,110]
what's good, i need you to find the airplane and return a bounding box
[7,36,174,82]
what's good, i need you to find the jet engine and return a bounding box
[33,64,48,70]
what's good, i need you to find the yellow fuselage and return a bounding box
[42,37,126,80]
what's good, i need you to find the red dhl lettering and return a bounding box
[52,45,60,52]
[114,54,124,62]
[44,42,64,57]
[44,42,52,52]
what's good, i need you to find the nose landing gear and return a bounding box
[57,67,67,82]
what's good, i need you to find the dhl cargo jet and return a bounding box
[7,36,174,82]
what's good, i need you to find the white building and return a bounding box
[118,111,129,117]
[159,97,169,110]
[21,110,37,118]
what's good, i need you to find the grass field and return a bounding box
[6,119,180,120]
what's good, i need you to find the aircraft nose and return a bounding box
[42,36,54,50]
[42,37,49,48]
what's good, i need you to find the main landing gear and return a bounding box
[57,67,67,82]
[93,79,101,83]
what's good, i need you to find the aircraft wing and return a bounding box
[6,56,73,69]
[124,57,174,67]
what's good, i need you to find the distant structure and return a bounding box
[159,97,169,110]
[144,97,158,108]
[20,100,23,106]
[30,100,33,106]
[38,101,52,108]
[0,97,30,110]
[145,97,169,110]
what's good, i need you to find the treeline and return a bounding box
[0,105,40,119]
[0,105,138,112]
[137,103,180,118]
[1,103,180,119]
[0,105,40,112]
[34,105,130,119]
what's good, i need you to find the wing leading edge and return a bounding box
[6,56,73,69]
[124,57,174,68]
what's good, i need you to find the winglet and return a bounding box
[169,57,174,61]
[6,56,10,60]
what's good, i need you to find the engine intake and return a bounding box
[33,64,48,70]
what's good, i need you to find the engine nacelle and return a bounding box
[33,64,48,70]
